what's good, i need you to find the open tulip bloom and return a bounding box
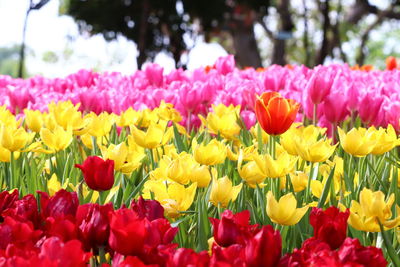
[1,55,400,265]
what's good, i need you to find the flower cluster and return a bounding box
[0,187,386,266]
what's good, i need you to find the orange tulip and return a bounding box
[255,92,300,136]
[386,56,397,70]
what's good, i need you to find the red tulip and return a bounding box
[108,208,147,256]
[310,207,350,249]
[170,248,210,267]
[2,194,39,227]
[245,225,282,267]
[0,216,42,250]
[38,190,78,219]
[45,216,78,242]
[76,203,113,250]
[210,244,246,266]
[131,197,165,221]
[210,210,257,247]
[338,238,387,267]
[75,156,115,191]
[255,92,300,135]
[0,190,19,220]
[36,237,91,267]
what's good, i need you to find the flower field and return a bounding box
[0,56,399,266]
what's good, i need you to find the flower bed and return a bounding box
[0,56,399,266]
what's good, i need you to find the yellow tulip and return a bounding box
[24,109,45,133]
[40,125,73,152]
[0,105,20,128]
[0,145,20,162]
[266,191,308,226]
[150,156,172,180]
[152,144,177,162]
[0,124,34,152]
[47,173,69,196]
[290,172,308,192]
[154,101,182,123]
[101,142,144,175]
[192,139,227,165]
[209,175,242,208]
[238,150,266,188]
[370,124,399,155]
[143,180,197,218]
[116,107,141,127]
[199,104,241,140]
[189,165,211,188]
[294,137,336,163]
[337,127,377,157]
[252,150,297,178]
[136,109,159,128]
[281,124,325,156]
[166,152,197,185]
[130,120,173,149]
[85,112,115,138]
[348,188,400,232]
[48,101,87,134]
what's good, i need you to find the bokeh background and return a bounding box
[1,0,400,77]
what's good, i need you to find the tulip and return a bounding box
[321,91,349,125]
[108,208,148,255]
[85,112,115,138]
[116,107,141,127]
[358,92,384,126]
[131,196,165,221]
[386,56,397,70]
[338,238,387,266]
[76,203,113,250]
[130,120,173,149]
[348,188,400,232]
[199,104,241,140]
[143,180,197,218]
[337,127,377,157]
[48,101,87,133]
[245,225,282,267]
[209,176,242,208]
[23,109,45,133]
[266,191,308,225]
[75,156,115,191]
[238,151,266,188]
[289,172,308,192]
[294,137,336,163]
[306,68,334,105]
[210,210,258,248]
[255,92,300,135]
[252,150,297,178]
[166,152,197,185]
[0,124,34,152]
[189,165,212,188]
[38,189,78,219]
[370,124,399,155]
[192,139,227,165]
[40,125,73,152]
[310,207,350,249]
[101,142,144,175]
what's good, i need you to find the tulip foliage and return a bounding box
[1,56,400,265]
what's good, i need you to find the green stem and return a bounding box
[378,220,400,267]
[313,103,318,125]
[305,162,314,204]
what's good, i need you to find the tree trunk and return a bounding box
[316,0,331,65]
[137,0,150,69]
[18,7,31,78]
[271,0,294,65]
[231,26,263,68]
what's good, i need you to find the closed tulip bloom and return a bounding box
[199,104,241,140]
[338,127,377,157]
[294,137,337,163]
[24,109,45,133]
[348,188,400,232]
[130,120,173,149]
[40,125,73,152]
[238,151,266,188]
[310,207,350,249]
[386,56,397,70]
[255,92,300,136]
[281,124,326,156]
[108,208,147,255]
[210,176,242,208]
[189,165,212,188]
[75,156,115,191]
[266,191,308,225]
[167,152,197,185]
[289,172,308,192]
[253,151,297,178]
[192,139,227,165]
[245,225,282,267]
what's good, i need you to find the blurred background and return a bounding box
[1,0,400,78]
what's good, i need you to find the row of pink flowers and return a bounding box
[0,189,386,266]
[1,55,399,131]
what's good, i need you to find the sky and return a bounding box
[0,0,227,77]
